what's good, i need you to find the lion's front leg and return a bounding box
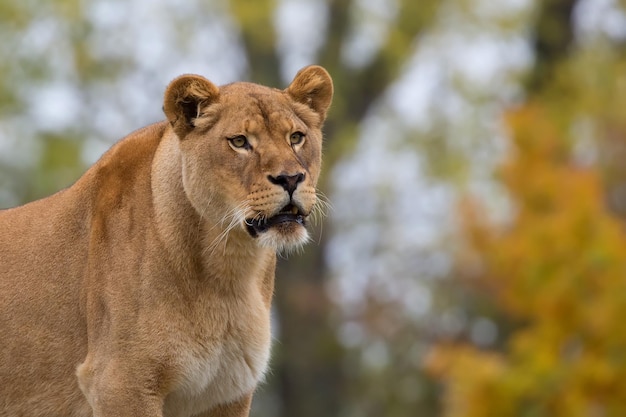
[195,393,253,417]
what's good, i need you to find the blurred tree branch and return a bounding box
[526,0,577,92]
[230,0,282,86]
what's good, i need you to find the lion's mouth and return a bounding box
[246,204,306,237]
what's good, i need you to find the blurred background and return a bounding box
[2,0,626,415]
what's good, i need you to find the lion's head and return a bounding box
[162,66,333,253]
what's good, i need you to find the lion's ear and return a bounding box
[163,74,220,138]
[286,65,333,122]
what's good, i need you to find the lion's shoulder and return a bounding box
[82,122,168,235]
[93,122,167,180]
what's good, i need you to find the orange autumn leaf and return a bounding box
[431,103,626,417]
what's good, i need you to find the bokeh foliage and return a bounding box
[429,0,626,415]
[429,104,626,416]
[3,0,626,416]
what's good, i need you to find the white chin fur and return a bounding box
[256,227,310,254]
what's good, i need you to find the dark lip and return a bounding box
[245,204,306,237]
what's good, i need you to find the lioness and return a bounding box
[0,65,333,417]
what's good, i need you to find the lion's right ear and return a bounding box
[163,74,220,138]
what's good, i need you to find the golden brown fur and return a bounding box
[0,66,333,417]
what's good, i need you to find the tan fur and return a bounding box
[0,66,333,417]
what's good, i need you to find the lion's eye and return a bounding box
[229,135,249,149]
[290,132,305,146]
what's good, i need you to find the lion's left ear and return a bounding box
[163,74,220,139]
[285,65,333,122]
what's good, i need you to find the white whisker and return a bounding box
[308,191,332,245]
[203,200,251,258]
[310,191,332,226]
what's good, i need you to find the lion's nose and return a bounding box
[268,172,305,197]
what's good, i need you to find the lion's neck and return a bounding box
[151,131,269,287]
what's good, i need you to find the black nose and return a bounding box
[268,173,305,196]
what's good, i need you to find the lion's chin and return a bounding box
[245,217,310,253]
